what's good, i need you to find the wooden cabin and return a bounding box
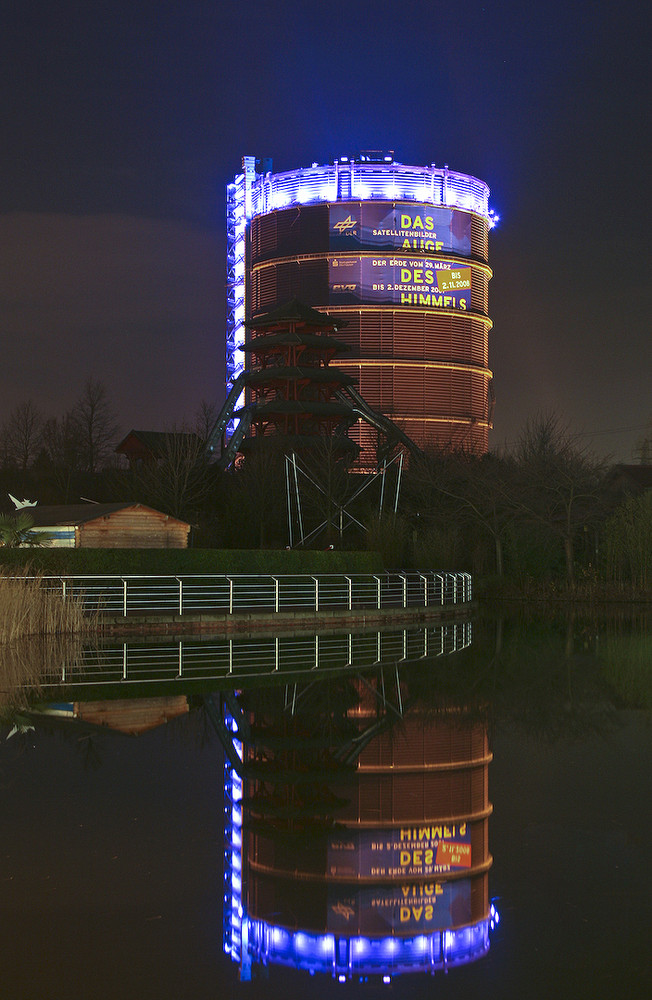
[75,697,189,734]
[38,697,189,735]
[24,502,190,548]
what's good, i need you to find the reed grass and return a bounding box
[0,574,92,717]
[0,572,93,644]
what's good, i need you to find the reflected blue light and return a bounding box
[321,935,335,955]
[221,705,495,983]
[231,916,492,979]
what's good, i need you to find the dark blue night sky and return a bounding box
[1,0,649,459]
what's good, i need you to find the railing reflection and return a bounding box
[44,621,473,689]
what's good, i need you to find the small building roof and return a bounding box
[115,430,202,456]
[604,464,652,495]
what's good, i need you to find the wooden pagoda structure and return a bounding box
[238,299,358,459]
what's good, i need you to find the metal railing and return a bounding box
[48,621,473,688]
[29,571,472,618]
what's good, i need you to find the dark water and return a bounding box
[1,612,650,1000]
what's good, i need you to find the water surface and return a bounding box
[1,612,650,999]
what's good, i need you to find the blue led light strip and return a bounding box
[225,156,495,397]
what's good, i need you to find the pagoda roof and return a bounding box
[243,366,355,386]
[246,298,348,332]
[247,400,355,418]
[244,331,351,355]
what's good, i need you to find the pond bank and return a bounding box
[97,601,476,637]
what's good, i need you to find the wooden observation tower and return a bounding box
[239,299,358,460]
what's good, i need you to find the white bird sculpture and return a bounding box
[8,494,38,509]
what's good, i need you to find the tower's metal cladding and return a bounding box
[227,153,496,464]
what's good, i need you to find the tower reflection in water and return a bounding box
[222,621,498,983]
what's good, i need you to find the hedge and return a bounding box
[0,548,385,577]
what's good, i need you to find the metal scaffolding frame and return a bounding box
[284,449,404,548]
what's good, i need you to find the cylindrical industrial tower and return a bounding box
[227,153,495,466]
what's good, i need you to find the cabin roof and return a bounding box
[20,503,189,527]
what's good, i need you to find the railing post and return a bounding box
[314,577,319,611]
[274,577,279,613]
[122,642,127,680]
[375,575,381,610]
[61,579,67,603]
[346,575,352,611]
[403,574,407,609]
[274,636,280,671]
[178,578,183,616]
[178,641,183,677]
[123,579,128,617]
[228,577,233,615]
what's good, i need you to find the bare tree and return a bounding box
[132,427,213,520]
[2,400,43,471]
[42,412,83,468]
[193,399,220,445]
[72,378,118,474]
[39,411,85,501]
[511,414,604,585]
[409,449,517,577]
[228,442,288,548]
[603,491,652,592]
